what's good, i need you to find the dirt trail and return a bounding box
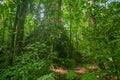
[50,65,98,75]
[50,65,117,80]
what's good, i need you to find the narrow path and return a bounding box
[50,65,117,80]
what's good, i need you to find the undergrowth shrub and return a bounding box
[65,70,76,80]
[81,73,98,80]
[0,53,56,80]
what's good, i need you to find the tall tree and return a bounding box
[14,0,29,55]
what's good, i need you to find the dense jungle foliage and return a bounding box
[0,0,120,80]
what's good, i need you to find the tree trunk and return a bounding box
[14,0,28,55]
[11,4,20,54]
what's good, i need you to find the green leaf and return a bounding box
[26,15,32,20]
[65,70,75,80]
[43,0,52,3]
[29,20,34,26]
[37,73,55,80]
[81,73,98,80]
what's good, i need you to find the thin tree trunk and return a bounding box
[11,4,20,54]
[2,15,5,46]
[69,1,73,58]
[15,0,28,55]
[11,3,20,64]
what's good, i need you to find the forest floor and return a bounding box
[50,65,117,80]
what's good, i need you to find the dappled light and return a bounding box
[0,0,120,80]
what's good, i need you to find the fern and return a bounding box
[37,73,56,80]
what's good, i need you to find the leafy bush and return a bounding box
[37,73,56,80]
[65,70,76,80]
[0,53,56,80]
[81,73,98,80]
